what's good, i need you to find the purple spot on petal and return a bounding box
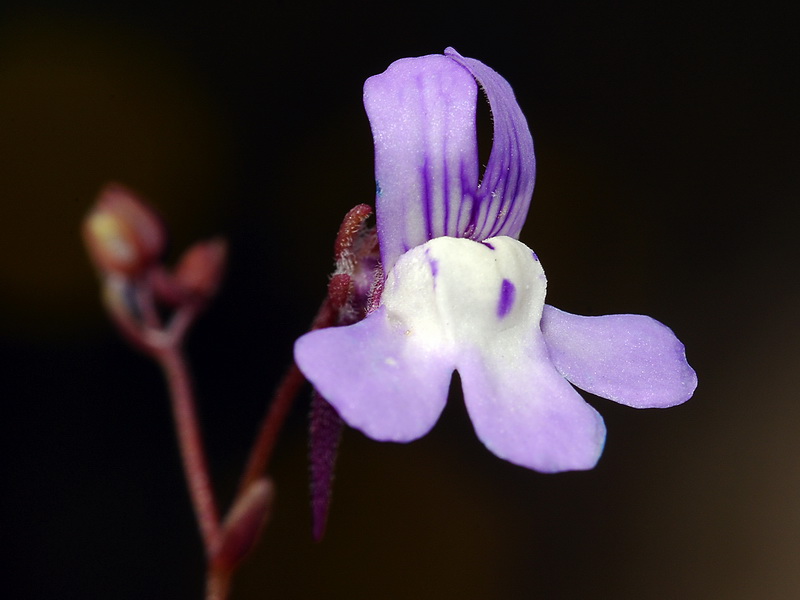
[425,248,439,281]
[429,258,439,278]
[531,249,538,261]
[497,278,515,318]
[480,241,495,250]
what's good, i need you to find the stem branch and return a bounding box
[238,363,305,493]
[157,345,221,555]
[237,291,340,494]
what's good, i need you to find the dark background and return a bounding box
[2,2,799,598]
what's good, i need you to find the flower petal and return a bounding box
[445,47,536,242]
[458,337,607,473]
[364,49,536,272]
[371,235,602,472]
[294,306,455,442]
[364,54,481,272]
[540,305,698,408]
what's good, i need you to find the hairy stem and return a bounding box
[238,363,305,493]
[237,289,341,494]
[156,345,221,555]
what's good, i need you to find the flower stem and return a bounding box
[156,344,221,555]
[237,291,341,494]
[238,362,305,493]
[206,568,231,600]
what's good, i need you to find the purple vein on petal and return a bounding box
[422,156,434,240]
[445,47,535,242]
[365,54,480,271]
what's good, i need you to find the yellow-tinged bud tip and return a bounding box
[83,183,166,276]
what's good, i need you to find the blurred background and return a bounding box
[2,1,798,598]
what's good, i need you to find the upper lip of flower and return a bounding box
[364,47,535,273]
[294,48,697,474]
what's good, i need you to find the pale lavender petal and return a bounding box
[294,307,455,441]
[540,305,698,408]
[445,47,536,242]
[364,55,481,272]
[457,339,606,473]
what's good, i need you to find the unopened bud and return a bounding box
[173,238,227,300]
[101,274,140,327]
[83,183,166,276]
[212,478,274,571]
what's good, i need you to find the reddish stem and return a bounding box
[237,285,344,494]
[102,202,378,599]
[156,344,221,555]
[238,204,375,499]
[205,568,231,600]
[238,362,305,493]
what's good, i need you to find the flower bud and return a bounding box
[83,184,166,276]
[101,274,140,328]
[212,478,274,571]
[173,238,227,300]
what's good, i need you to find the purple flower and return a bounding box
[294,48,697,473]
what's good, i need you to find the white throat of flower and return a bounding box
[381,236,547,354]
